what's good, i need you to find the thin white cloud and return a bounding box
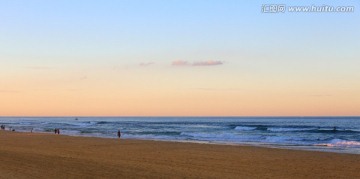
[139,62,155,67]
[193,60,223,66]
[172,60,189,66]
[172,60,224,67]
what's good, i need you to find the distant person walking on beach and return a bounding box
[117,130,121,138]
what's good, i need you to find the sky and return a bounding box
[0,0,359,116]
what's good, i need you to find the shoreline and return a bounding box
[1,130,360,178]
[5,129,360,155]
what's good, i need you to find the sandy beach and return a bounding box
[0,131,359,178]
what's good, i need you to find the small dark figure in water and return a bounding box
[54,128,57,134]
[333,126,337,132]
[117,130,121,138]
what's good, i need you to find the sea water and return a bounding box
[1,117,360,154]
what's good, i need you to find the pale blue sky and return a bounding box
[1,0,358,63]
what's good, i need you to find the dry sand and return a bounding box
[1,130,359,179]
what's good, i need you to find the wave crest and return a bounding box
[234,126,256,131]
[316,139,360,147]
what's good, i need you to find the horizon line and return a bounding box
[1,115,359,118]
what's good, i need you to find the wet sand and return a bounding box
[0,130,359,178]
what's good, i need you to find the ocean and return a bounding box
[1,117,360,154]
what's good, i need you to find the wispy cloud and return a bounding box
[308,94,332,97]
[0,90,20,93]
[66,88,81,92]
[80,76,88,80]
[172,60,224,67]
[192,88,241,91]
[139,62,155,67]
[172,60,189,66]
[193,60,223,66]
[26,66,54,70]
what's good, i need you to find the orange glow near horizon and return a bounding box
[1,71,359,116]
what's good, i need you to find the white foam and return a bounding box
[316,139,360,147]
[234,126,256,131]
[180,132,261,142]
[268,127,313,132]
[19,122,32,125]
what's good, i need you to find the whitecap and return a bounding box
[268,127,313,132]
[315,139,360,147]
[234,126,256,131]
